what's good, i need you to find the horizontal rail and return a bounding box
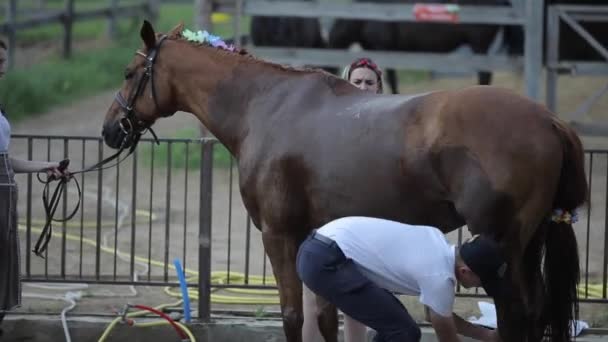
[0,3,149,32]
[216,1,524,25]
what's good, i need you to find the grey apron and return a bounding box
[0,152,20,312]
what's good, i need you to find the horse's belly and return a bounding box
[309,182,465,232]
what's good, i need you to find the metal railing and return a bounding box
[11,135,608,322]
[12,134,213,318]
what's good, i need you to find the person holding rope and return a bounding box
[0,39,70,335]
[298,216,504,342]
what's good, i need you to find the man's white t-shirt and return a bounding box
[316,216,456,317]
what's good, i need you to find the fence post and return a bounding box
[198,140,213,321]
[524,0,544,101]
[233,0,243,48]
[62,0,74,59]
[195,0,214,138]
[545,5,560,113]
[7,0,17,69]
[147,0,159,23]
[195,0,213,31]
[107,0,119,40]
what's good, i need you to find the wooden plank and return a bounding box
[62,0,74,59]
[546,5,560,112]
[555,62,608,76]
[108,0,119,39]
[556,4,608,13]
[216,1,524,25]
[6,0,16,69]
[570,121,608,137]
[0,4,147,31]
[72,4,147,22]
[247,47,523,72]
[524,0,543,100]
[0,12,63,31]
[195,0,213,30]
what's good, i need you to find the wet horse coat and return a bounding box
[102,22,587,342]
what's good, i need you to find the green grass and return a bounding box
[140,128,233,169]
[0,3,245,121]
[0,44,133,120]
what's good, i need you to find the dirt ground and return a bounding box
[6,68,608,331]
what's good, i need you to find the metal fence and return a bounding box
[11,135,608,322]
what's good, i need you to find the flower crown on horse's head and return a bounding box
[181,28,237,52]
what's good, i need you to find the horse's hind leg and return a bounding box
[262,230,305,342]
[455,183,551,341]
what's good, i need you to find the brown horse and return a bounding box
[102,21,588,342]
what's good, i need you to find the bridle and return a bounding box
[33,36,168,257]
[114,35,169,146]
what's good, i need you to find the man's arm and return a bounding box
[452,312,498,341]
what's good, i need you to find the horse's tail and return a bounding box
[543,116,588,341]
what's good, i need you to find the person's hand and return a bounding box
[482,329,501,342]
[46,159,71,180]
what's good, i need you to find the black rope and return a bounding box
[32,134,148,257]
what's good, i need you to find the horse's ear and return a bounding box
[169,22,185,37]
[140,20,156,50]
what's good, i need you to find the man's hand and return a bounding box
[427,307,461,342]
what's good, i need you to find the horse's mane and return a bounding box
[164,31,335,77]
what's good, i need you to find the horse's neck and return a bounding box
[174,50,325,157]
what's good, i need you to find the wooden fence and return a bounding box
[208,0,544,101]
[0,0,159,67]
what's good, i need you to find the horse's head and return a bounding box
[102,20,181,149]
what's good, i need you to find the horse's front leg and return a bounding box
[262,229,305,342]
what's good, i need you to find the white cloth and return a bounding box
[316,216,456,317]
[0,109,10,152]
[467,301,589,337]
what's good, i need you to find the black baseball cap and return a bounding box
[459,235,508,297]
